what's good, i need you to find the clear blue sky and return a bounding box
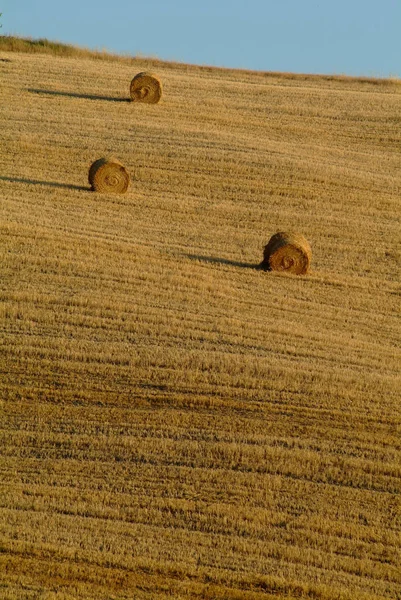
[2,0,400,77]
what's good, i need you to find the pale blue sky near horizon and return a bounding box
[2,0,400,78]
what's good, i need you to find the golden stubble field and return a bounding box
[0,46,400,599]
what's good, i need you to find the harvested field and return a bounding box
[0,46,400,600]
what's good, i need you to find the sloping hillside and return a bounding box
[1,45,400,599]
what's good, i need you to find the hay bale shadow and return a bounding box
[0,176,88,191]
[187,254,261,270]
[27,88,130,103]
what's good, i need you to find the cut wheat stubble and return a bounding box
[260,232,312,275]
[130,72,162,104]
[88,158,130,194]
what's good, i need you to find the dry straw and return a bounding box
[130,72,162,103]
[88,158,130,193]
[260,232,311,275]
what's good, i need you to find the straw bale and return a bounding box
[88,158,130,193]
[130,72,162,103]
[260,232,311,275]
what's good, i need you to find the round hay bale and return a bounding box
[88,158,130,193]
[260,232,311,275]
[130,72,162,103]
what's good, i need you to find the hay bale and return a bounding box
[130,72,162,103]
[88,158,130,193]
[260,232,311,275]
